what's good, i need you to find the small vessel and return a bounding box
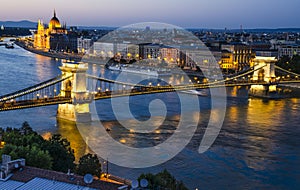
[108,65,122,71]
[108,64,171,76]
[5,43,14,49]
[181,89,208,96]
[121,66,160,76]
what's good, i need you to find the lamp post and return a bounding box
[106,158,108,178]
[102,158,109,181]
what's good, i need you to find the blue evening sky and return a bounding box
[1,0,299,28]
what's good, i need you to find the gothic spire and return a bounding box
[54,9,56,17]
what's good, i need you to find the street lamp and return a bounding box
[102,158,109,181]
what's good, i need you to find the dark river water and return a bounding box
[0,43,299,189]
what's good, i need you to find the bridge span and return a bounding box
[1,57,300,122]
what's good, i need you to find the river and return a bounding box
[0,44,299,189]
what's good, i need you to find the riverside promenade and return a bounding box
[15,40,83,61]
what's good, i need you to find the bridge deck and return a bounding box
[1,74,300,112]
[0,97,71,111]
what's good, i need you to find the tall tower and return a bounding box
[252,56,276,82]
[34,19,45,48]
[57,62,94,123]
[250,56,277,96]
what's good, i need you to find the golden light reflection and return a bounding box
[230,86,238,97]
[247,99,285,126]
[41,132,52,140]
[129,129,135,133]
[245,98,286,170]
[288,98,300,118]
[155,130,161,134]
[228,106,238,123]
[57,120,92,162]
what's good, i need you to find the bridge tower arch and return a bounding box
[252,56,276,82]
[57,62,93,122]
[250,56,277,96]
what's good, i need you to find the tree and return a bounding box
[25,146,52,169]
[20,121,36,135]
[42,134,75,172]
[2,127,44,147]
[0,144,52,169]
[276,55,300,75]
[138,169,188,190]
[76,153,101,177]
[0,123,75,172]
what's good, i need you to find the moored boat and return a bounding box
[180,89,208,96]
[5,43,14,49]
[108,64,171,76]
[108,65,122,71]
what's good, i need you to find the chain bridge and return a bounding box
[1,56,300,122]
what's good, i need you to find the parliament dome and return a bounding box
[49,10,61,29]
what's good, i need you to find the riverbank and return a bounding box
[15,40,113,66]
[15,40,83,61]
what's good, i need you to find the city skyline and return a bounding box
[0,0,300,29]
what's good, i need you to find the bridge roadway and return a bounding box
[1,79,300,112]
[0,61,270,111]
[0,97,71,111]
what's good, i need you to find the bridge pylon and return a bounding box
[250,56,277,96]
[57,62,93,122]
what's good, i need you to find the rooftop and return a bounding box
[8,166,122,190]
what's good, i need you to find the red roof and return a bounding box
[10,166,123,190]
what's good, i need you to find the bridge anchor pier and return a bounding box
[57,62,93,123]
[249,84,277,97]
[57,103,92,123]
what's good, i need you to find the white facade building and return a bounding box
[93,42,114,58]
[77,38,93,54]
[278,44,300,58]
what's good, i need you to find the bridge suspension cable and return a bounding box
[204,64,267,86]
[274,65,300,77]
[0,75,71,102]
[87,74,152,88]
[87,64,266,91]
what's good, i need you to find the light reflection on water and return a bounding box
[0,46,299,189]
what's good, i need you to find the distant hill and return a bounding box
[77,26,117,30]
[187,27,300,33]
[0,20,37,28]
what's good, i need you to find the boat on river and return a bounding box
[180,89,208,96]
[5,43,14,49]
[108,64,171,77]
[108,64,122,71]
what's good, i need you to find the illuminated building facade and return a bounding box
[219,49,234,71]
[219,43,254,71]
[160,47,180,64]
[139,43,161,59]
[34,10,67,50]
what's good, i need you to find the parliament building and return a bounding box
[33,10,77,53]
